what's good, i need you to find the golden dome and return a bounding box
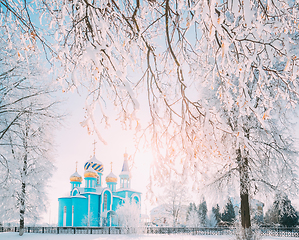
[84,167,98,178]
[84,172,97,178]
[70,171,82,182]
[106,172,117,183]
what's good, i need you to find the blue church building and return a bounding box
[58,152,141,227]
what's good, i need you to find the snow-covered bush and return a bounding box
[186,208,200,227]
[116,199,141,233]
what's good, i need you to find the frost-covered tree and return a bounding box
[186,203,200,227]
[116,199,141,233]
[0,114,54,234]
[206,211,218,228]
[2,1,299,239]
[0,37,50,143]
[0,41,61,235]
[0,102,59,235]
[158,180,189,227]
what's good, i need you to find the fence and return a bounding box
[1,226,299,237]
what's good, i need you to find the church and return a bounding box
[58,151,141,227]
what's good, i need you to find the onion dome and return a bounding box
[106,172,117,183]
[70,171,82,182]
[84,166,98,178]
[84,155,104,173]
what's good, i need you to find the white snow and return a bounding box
[0,233,298,240]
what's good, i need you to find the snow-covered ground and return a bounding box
[0,233,298,240]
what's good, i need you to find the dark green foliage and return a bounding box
[221,198,235,224]
[198,199,208,226]
[212,204,221,225]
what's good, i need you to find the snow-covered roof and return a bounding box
[71,195,86,199]
[70,170,82,182]
[85,166,97,173]
[112,195,124,200]
[115,188,141,194]
[70,171,81,178]
[84,164,98,178]
[83,186,112,195]
[107,172,117,179]
[119,156,130,177]
[95,187,105,194]
[89,155,103,165]
[58,196,72,199]
[106,171,117,183]
[121,160,129,172]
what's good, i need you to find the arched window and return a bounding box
[63,206,67,226]
[72,189,78,196]
[104,194,107,210]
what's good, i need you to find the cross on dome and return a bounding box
[92,140,97,155]
[110,162,113,172]
[124,148,128,159]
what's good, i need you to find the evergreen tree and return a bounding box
[198,199,208,226]
[212,204,221,225]
[221,199,236,225]
[186,203,197,221]
[272,194,298,227]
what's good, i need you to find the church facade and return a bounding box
[58,152,141,227]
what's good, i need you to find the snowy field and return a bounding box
[1,233,299,240]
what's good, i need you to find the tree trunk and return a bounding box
[19,150,27,236]
[237,148,252,239]
[240,193,251,229]
[19,181,25,236]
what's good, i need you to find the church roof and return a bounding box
[115,188,141,194]
[119,152,130,177]
[121,160,129,172]
[90,155,103,165]
[71,171,81,178]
